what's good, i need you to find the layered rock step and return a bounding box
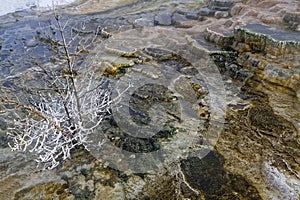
[205,23,300,99]
[205,23,300,56]
[233,24,300,97]
[200,0,234,18]
[233,23,300,56]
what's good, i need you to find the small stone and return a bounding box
[175,8,199,20]
[186,12,199,20]
[171,13,188,25]
[133,18,154,28]
[176,8,191,15]
[199,7,215,16]
[209,0,233,8]
[133,14,155,28]
[212,6,230,11]
[214,11,229,19]
[154,12,172,26]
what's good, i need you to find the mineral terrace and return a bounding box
[0,0,299,199]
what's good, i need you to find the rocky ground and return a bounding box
[0,0,299,199]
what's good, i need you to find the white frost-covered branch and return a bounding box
[4,72,112,169]
[0,11,124,169]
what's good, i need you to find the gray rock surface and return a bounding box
[133,14,155,28]
[199,7,215,16]
[154,12,172,26]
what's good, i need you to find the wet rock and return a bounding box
[154,12,172,26]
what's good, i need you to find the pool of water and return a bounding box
[0,0,77,16]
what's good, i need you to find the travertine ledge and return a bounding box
[233,24,300,56]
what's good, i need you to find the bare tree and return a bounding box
[0,12,116,169]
